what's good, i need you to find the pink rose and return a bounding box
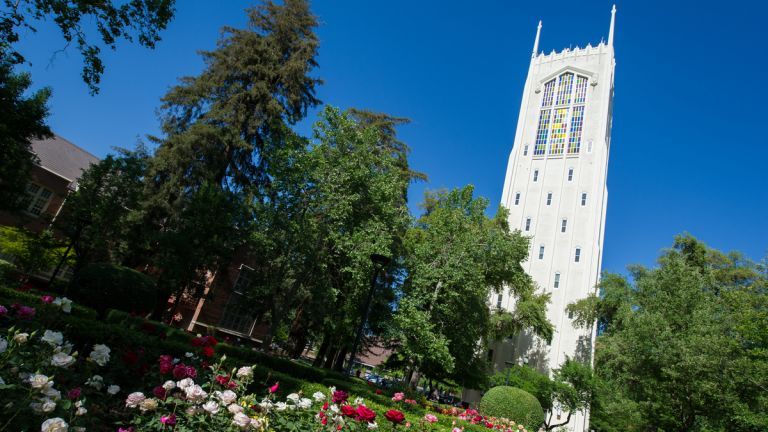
[425,414,438,423]
[392,392,404,402]
[67,387,82,400]
[160,414,176,426]
[268,382,279,393]
[41,295,54,304]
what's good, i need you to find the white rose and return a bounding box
[41,417,68,432]
[42,387,61,401]
[185,405,202,416]
[312,391,326,402]
[51,352,76,368]
[85,375,103,390]
[286,393,300,403]
[29,374,51,389]
[107,385,120,395]
[184,384,207,403]
[41,330,63,346]
[184,352,194,358]
[232,412,250,429]
[0,337,7,353]
[298,398,312,409]
[367,421,378,429]
[88,344,110,366]
[215,389,237,405]
[139,398,158,412]
[227,403,244,414]
[250,418,264,428]
[259,399,273,411]
[76,407,87,416]
[125,392,145,408]
[202,400,219,414]
[53,297,73,313]
[235,366,253,378]
[275,401,288,411]
[14,332,29,344]
[162,380,176,391]
[177,378,195,390]
[354,397,364,405]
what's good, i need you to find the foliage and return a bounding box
[0,59,51,211]
[0,226,70,276]
[0,0,176,93]
[60,146,150,269]
[572,234,768,431]
[392,186,551,386]
[479,386,544,430]
[68,262,156,315]
[487,365,554,411]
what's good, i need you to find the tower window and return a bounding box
[533,170,539,182]
[575,247,582,262]
[514,192,521,205]
[534,110,551,156]
[561,219,567,233]
[525,218,531,232]
[567,168,574,181]
[546,192,553,205]
[535,73,588,157]
[581,193,587,206]
[496,293,503,309]
[554,273,560,289]
[568,310,574,319]
[523,144,529,156]
[538,245,545,260]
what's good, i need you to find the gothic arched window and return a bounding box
[534,72,589,157]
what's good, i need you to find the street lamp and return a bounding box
[346,253,391,375]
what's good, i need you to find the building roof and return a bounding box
[31,134,100,188]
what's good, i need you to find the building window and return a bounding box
[523,144,529,156]
[581,192,587,206]
[22,183,53,216]
[536,72,588,157]
[546,192,553,206]
[538,245,545,260]
[525,218,531,232]
[568,168,574,181]
[487,349,494,362]
[219,266,256,334]
[514,192,521,205]
[533,170,539,182]
[496,293,503,309]
[553,272,560,289]
[575,247,582,262]
[568,310,574,319]
[561,219,568,233]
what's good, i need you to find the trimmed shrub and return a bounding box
[69,263,156,315]
[479,386,544,430]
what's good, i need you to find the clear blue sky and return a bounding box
[15,1,768,273]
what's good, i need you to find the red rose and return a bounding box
[207,336,219,346]
[332,390,348,404]
[341,405,356,417]
[216,375,231,386]
[375,389,383,395]
[173,363,196,379]
[384,409,405,424]
[356,405,377,423]
[122,350,138,365]
[153,385,167,400]
[192,337,205,347]
[201,346,215,358]
[67,388,81,400]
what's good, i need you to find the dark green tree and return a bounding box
[0,60,51,210]
[1,0,176,94]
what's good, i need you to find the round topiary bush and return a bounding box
[69,263,156,315]
[479,386,544,430]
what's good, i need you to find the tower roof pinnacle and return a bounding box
[532,20,542,58]
[608,5,617,47]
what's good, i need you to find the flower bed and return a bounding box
[1,287,533,431]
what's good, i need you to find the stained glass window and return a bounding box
[575,76,588,104]
[556,73,573,105]
[542,79,556,107]
[534,110,551,156]
[549,108,568,155]
[568,105,585,154]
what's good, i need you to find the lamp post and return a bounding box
[346,253,391,375]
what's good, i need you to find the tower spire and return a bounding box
[532,20,542,58]
[608,5,617,47]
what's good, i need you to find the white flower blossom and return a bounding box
[139,398,158,412]
[298,398,312,409]
[202,400,219,414]
[250,418,264,429]
[286,393,300,403]
[354,397,364,405]
[88,344,110,366]
[30,398,57,413]
[76,406,87,416]
[227,403,244,414]
[235,366,253,378]
[107,385,120,395]
[185,405,202,416]
[41,417,68,432]
[330,404,340,414]
[177,378,195,390]
[41,330,63,346]
[184,352,194,358]
[42,387,61,401]
[29,374,51,389]
[258,399,273,411]
[367,421,378,429]
[275,401,288,411]
[51,352,76,368]
[162,380,176,391]
[184,384,207,403]
[85,375,103,390]
[215,389,237,405]
[14,332,29,344]
[53,297,73,313]
[232,412,251,429]
[125,392,145,408]
[312,391,326,402]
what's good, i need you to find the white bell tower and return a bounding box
[492,6,617,431]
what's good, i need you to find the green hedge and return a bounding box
[69,263,157,315]
[0,285,98,319]
[479,386,544,430]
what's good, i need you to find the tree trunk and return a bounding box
[313,336,330,367]
[323,343,337,369]
[333,345,349,372]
